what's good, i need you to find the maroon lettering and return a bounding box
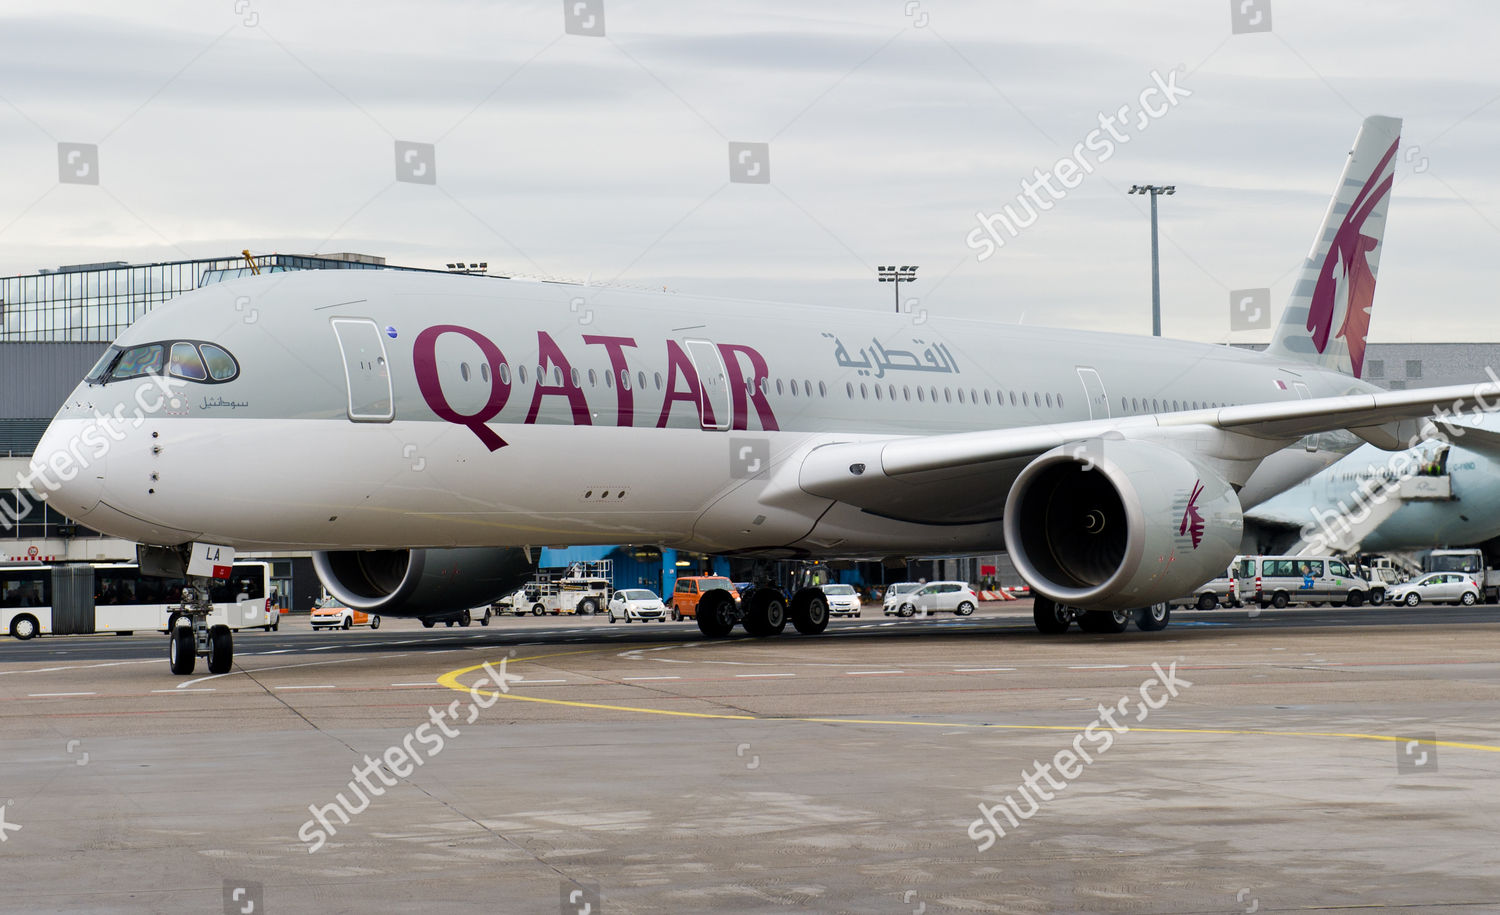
[718,343,779,431]
[414,325,510,451]
[656,340,716,428]
[582,335,638,427]
[525,331,592,426]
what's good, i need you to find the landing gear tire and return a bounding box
[207,626,233,674]
[1197,593,1216,611]
[169,626,196,675]
[1033,598,1072,634]
[370,615,380,630]
[790,588,830,635]
[696,591,736,638]
[742,589,788,637]
[1135,603,1170,631]
[422,619,435,628]
[1078,610,1130,634]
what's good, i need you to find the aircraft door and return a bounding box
[331,318,395,422]
[684,339,731,431]
[1075,366,1110,419]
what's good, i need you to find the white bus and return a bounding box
[2,562,276,640]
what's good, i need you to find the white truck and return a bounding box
[522,561,615,615]
[1423,549,1500,602]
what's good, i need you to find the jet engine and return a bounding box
[1003,440,1242,611]
[312,548,535,617]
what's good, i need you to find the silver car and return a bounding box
[881,582,923,615]
[607,589,668,622]
[886,581,979,617]
[823,583,862,617]
[1388,573,1481,607]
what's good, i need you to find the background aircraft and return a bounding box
[30,115,1500,674]
[1249,413,1500,556]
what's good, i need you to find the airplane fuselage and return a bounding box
[36,270,1374,556]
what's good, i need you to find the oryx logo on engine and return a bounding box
[1179,480,1205,549]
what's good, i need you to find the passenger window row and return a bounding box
[1120,396,1235,414]
[449,360,1064,413]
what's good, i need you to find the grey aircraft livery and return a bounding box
[30,115,1500,675]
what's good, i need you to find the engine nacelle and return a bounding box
[312,548,535,618]
[1003,440,1242,611]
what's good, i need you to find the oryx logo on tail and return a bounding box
[1306,137,1398,379]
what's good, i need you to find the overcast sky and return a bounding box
[1,1,1496,343]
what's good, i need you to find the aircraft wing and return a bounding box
[790,381,1500,524]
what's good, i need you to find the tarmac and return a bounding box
[1,602,1498,913]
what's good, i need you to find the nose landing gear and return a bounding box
[167,578,234,675]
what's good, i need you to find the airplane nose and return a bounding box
[29,418,107,520]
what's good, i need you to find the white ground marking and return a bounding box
[0,658,161,676]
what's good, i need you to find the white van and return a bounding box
[1238,555,1385,608]
[1187,563,1242,610]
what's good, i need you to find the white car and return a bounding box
[1388,573,1481,607]
[885,581,979,617]
[823,583,862,617]
[608,589,668,623]
[881,582,923,615]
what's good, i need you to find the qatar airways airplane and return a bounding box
[29,114,1499,675]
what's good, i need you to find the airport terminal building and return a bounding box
[4,254,1498,600]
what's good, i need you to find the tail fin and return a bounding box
[1266,115,1401,378]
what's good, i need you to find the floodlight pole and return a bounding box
[1148,191,1161,337]
[1129,185,1175,337]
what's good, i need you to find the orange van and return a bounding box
[669,576,735,620]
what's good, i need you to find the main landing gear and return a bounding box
[168,577,234,675]
[1032,597,1171,635]
[694,561,833,640]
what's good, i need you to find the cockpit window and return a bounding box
[169,342,208,381]
[85,345,123,385]
[199,344,239,381]
[89,340,240,385]
[110,344,165,380]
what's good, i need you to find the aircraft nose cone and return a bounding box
[29,417,107,520]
